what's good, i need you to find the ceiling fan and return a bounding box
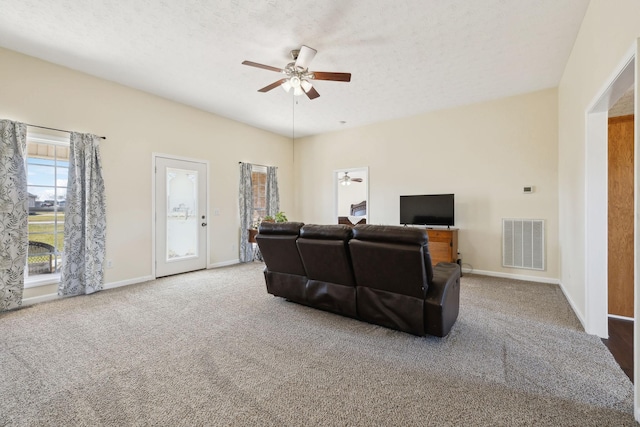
[242,45,351,100]
[339,172,363,186]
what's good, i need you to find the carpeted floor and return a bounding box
[0,263,635,426]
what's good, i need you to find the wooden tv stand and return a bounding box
[426,228,458,266]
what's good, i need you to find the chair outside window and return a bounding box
[28,241,58,275]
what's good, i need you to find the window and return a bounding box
[251,165,267,225]
[25,134,70,282]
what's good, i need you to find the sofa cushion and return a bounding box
[256,222,306,277]
[349,239,428,299]
[297,224,355,287]
[299,224,353,240]
[352,224,434,284]
[258,221,305,235]
[352,224,427,245]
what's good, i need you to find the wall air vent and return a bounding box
[502,219,545,270]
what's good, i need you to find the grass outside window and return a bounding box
[27,212,65,266]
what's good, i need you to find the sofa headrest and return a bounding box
[258,221,304,235]
[300,224,353,240]
[352,224,428,246]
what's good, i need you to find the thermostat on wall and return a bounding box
[523,186,535,194]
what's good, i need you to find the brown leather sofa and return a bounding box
[256,222,460,337]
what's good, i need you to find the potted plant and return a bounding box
[248,212,287,243]
[263,211,288,223]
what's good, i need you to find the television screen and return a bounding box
[400,194,454,226]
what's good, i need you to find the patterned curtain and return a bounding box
[59,133,106,296]
[265,166,280,217]
[239,162,253,263]
[0,120,28,312]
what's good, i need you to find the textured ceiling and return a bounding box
[0,0,590,138]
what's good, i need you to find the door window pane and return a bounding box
[166,167,199,260]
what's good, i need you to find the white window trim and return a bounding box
[28,133,70,146]
[24,274,60,289]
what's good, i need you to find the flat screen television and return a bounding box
[400,194,455,227]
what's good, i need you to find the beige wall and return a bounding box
[295,88,559,280]
[0,47,293,299]
[558,0,640,320]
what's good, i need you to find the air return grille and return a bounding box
[502,219,545,270]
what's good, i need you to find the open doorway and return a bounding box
[604,87,635,382]
[584,41,638,418]
[585,52,635,338]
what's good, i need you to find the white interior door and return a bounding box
[155,156,208,277]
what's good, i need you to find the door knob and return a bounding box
[201,222,207,227]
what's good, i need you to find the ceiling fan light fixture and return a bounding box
[284,75,307,96]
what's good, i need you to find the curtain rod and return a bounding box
[26,123,106,140]
[238,161,274,168]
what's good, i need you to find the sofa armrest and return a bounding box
[424,262,461,337]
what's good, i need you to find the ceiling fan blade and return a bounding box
[352,178,363,182]
[305,86,320,100]
[311,72,351,82]
[295,45,317,69]
[242,60,284,73]
[258,79,288,92]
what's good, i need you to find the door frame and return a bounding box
[585,44,636,337]
[584,40,637,420]
[333,166,369,224]
[152,152,210,279]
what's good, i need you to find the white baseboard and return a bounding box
[464,268,560,285]
[103,275,154,290]
[557,282,586,331]
[208,259,240,269]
